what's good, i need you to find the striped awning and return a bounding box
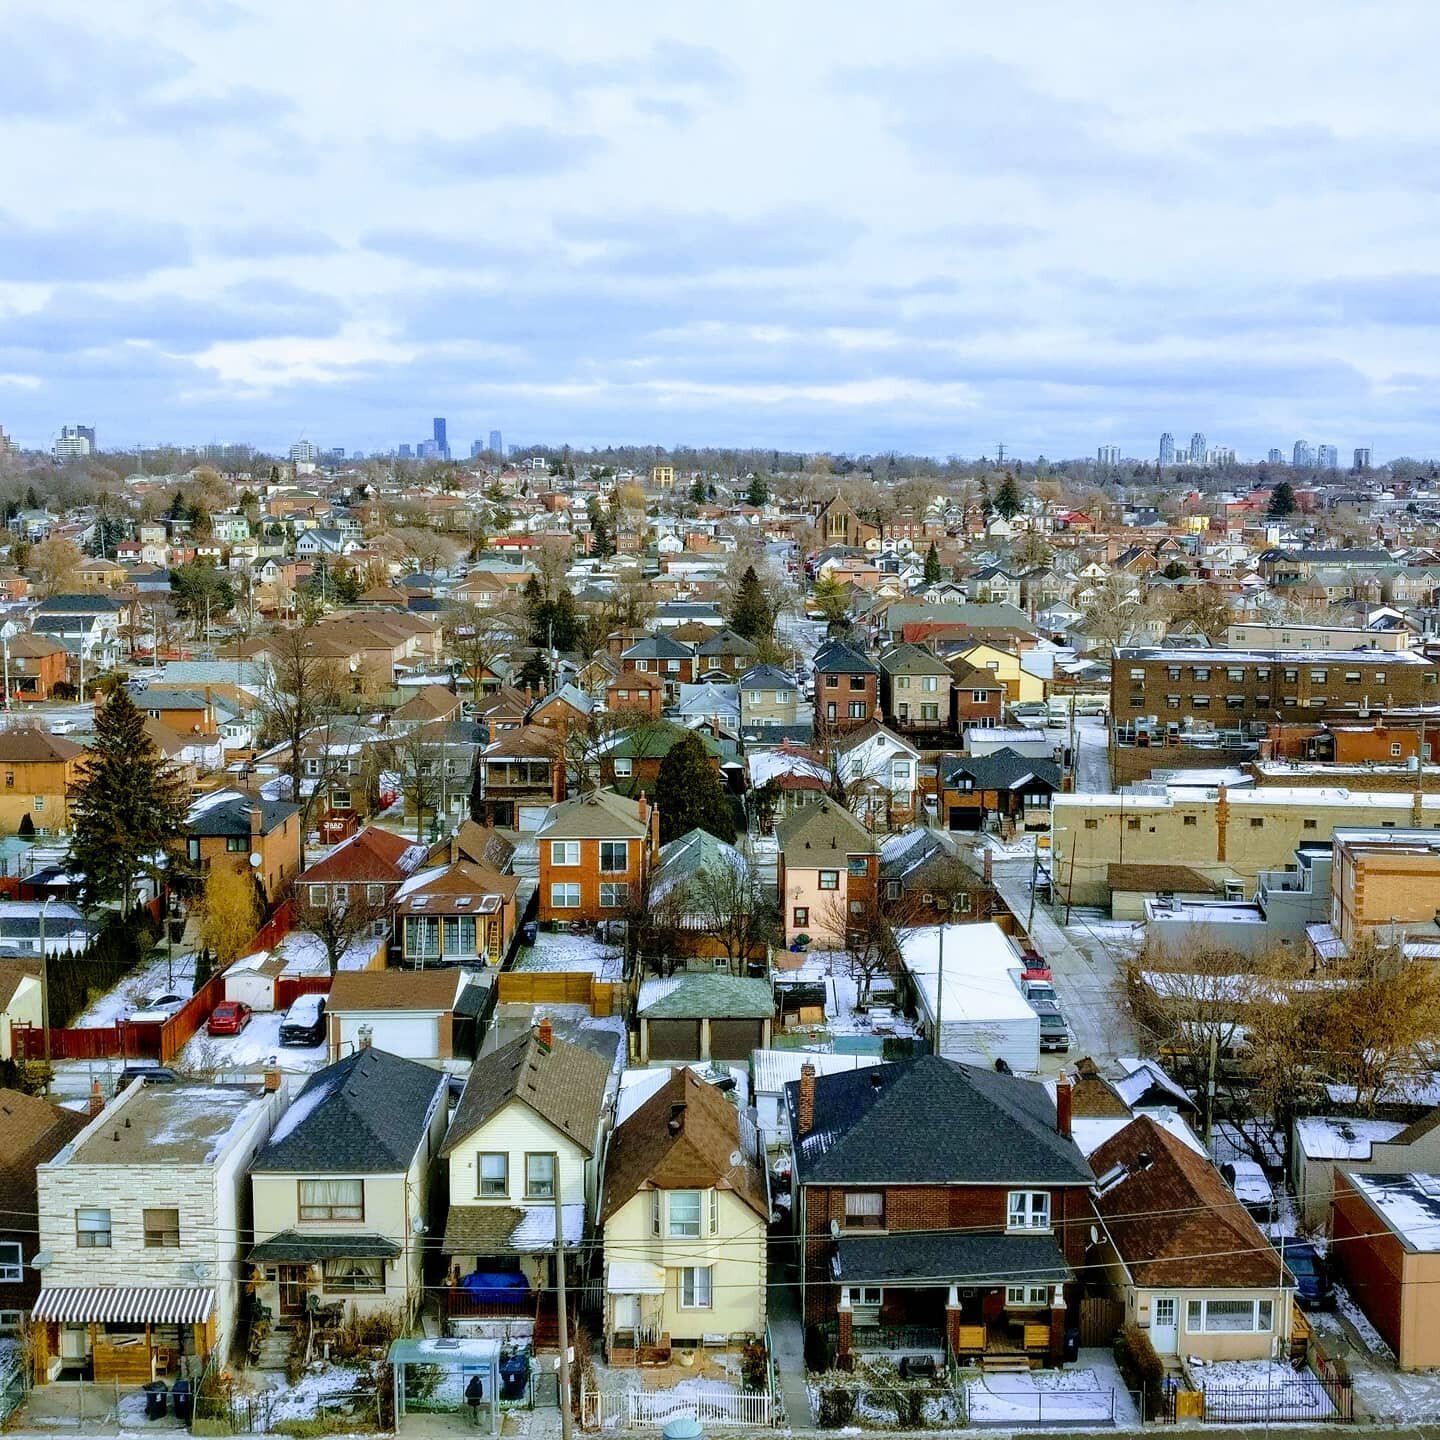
[32,1286,216,1325]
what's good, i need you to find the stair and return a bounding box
[254,1324,293,1372]
[979,1353,1032,1374]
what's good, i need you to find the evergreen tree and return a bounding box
[994,471,1023,520]
[690,478,707,503]
[1268,480,1297,518]
[923,542,942,583]
[729,566,773,641]
[746,475,769,507]
[588,497,615,558]
[656,732,736,844]
[23,486,39,512]
[70,686,189,914]
[978,474,992,516]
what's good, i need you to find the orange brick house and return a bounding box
[606,670,663,718]
[184,790,302,903]
[3,635,69,702]
[535,788,661,923]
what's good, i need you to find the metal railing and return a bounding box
[580,1381,774,1429]
[1160,1371,1353,1425]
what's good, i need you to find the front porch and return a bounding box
[29,1286,218,1386]
[604,1262,671,1366]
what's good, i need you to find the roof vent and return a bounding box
[1136,1150,1153,1171]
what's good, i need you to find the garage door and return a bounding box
[362,1014,437,1059]
[517,804,550,832]
[710,1019,765,1061]
[648,1020,701,1061]
[948,807,982,831]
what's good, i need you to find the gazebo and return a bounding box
[388,1336,502,1434]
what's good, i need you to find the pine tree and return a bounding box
[978,474,992,516]
[729,566,773,641]
[1268,481,1297,518]
[994,471,1023,520]
[923,542,942,583]
[588,497,615,558]
[690,478,707,504]
[70,686,190,914]
[655,732,736,844]
[746,475,769,507]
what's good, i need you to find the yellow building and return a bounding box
[652,465,675,490]
[1332,828,1440,949]
[0,729,86,834]
[600,1069,768,1361]
[954,641,1046,704]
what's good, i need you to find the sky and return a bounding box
[3,0,1440,462]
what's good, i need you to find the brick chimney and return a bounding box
[263,1068,282,1093]
[553,754,567,805]
[797,1061,816,1136]
[982,848,993,884]
[1055,1071,1072,1139]
[250,801,263,842]
[637,790,649,825]
[88,1078,104,1116]
[537,1016,554,1051]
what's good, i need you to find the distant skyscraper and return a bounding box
[418,439,439,459]
[1354,446,1372,471]
[1293,440,1313,467]
[1188,432,1206,464]
[470,440,484,459]
[1097,444,1121,466]
[489,429,503,456]
[1317,444,1338,469]
[433,417,449,460]
[53,424,94,461]
[0,425,9,454]
[398,443,413,459]
[1267,448,1285,464]
[289,439,317,463]
[1158,432,1175,465]
[1209,446,1236,466]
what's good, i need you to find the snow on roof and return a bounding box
[615,1063,750,1125]
[750,1050,881,1097]
[1295,1116,1405,1161]
[1348,1173,1440,1250]
[899,922,1034,1023]
[1071,1109,1206,1159]
[746,748,828,787]
[1114,1057,1193,1109]
[266,1068,344,1146]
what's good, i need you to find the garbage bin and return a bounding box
[662,1419,704,1440]
[1062,1327,1080,1365]
[498,1352,530,1401]
[143,1382,169,1420]
[171,1378,194,1422]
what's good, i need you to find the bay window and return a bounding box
[668,1190,702,1237]
[324,1258,383,1292]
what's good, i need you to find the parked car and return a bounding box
[1034,1001,1070,1052]
[1220,1159,1277,1222]
[279,994,327,1046]
[1022,978,1059,1008]
[1273,1238,1333,1310]
[117,1063,181,1088]
[1020,950,1051,983]
[206,1001,253,1036]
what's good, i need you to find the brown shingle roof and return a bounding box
[0,729,83,763]
[1090,1116,1285,1289]
[1107,864,1219,895]
[601,1069,767,1222]
[0,1088,88,1208]
[536,788,652,841]
[0,958,40,1011]
[441,1027,608,1159]
[327,969,462,1012]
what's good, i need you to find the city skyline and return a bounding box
[4,3,1440,458]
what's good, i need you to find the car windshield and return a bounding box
[1284,1249,1317,1274]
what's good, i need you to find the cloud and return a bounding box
[921,221,1048,249]
[478,39,737,95]
[0,18,185,117]
[359,229,534,271]
[127,84,297,135]
[0,215,192,282]
[393,127,605,184]
[1302,274,1440,327]
[1188,125,1440,195]
[198,224,341,259]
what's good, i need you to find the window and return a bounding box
[1283,668,1298,683]
[825,674,838,688]
[650,1190,661,1236]
[1191,695,1210,709]
[76,1208,112,1248]
[669,1190,702,1237]
[922,675,938,693]
[308,884,326,906]
[897,676,910,690]
[1166,695,1181,709]
[1392,742,1404,757]
[0,1241,20,1283]
[610,757,634,780]
[1226,668,1244,682]
[849,675,865,690]
[1005,1285,1050,1307]
[299,1179,363,1221]
[921,704,939,721]
[818,870,839,890]
[324,1258,383,1292]
[599,841,628,873]
[848,857,868,876]
[1250,817,1263,829]
[1303,818,1317,830]
[226,835,247,852]
[525,1153,556,1200]
[143,1208,180,1248]
[1183,815,1197,827]
[1309,669,1327,683]
[1084,819,1098,831]
[32,796,43,813]
[1225,695,1245,709]
[1256,667,1271,681]
[550,841,580,866]
[1375,671,1386,683]
[1345,671,1361,683]
[843,1193,885,1230]
[1185,1298,1273,1333]
[1007,1191,1050,1231]
[550,883,581,909]
[749,691,762,705]
[792,906,808,927]
[710,1189,718,1234]
[405,915,441,959]
[1127,817,1140,831]
[1193,667,1210,681]
[973,690,989,704]
[333,884,350,906]
[332,790,352,810]
[478,1153,508,1197]
[367,883,385,905]
[1129,668,1145,682]
[1167,666,1181,681]
[599,882,630,908]
[848,701,867,719]
[0,1309,19,1334]
[679,1266,712,1308]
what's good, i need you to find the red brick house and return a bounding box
[786,1056,1093,1369]
[813,640,880,734]
[620,635,695,704]
[949,661,1006,731]
[3,634,69,702]
[535,787,661,923]
[606,670,664,719]
[295,825,428,911]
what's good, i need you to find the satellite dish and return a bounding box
[829,1218,840,1240]
[412,1216,427,1236]
[728,1150,744,1169]
[1089,1225,1101,1246]
[249,852,262,868]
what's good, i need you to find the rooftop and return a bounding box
[1347,1172,1440,1251]
[64,1083,269,1166]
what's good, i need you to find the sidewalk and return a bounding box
[767,1266,815,1427]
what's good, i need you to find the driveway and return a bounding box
[766,1263,816,1427]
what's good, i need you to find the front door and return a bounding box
[1151,1295,1178,1354]
[278,1265,310,1316]
[613,1294,639,1333]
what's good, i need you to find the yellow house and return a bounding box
[953,641,1045,704]
[438,1022,609,1327]
[0,729,86,834]
[600,1069,768,1362]
[248,1049,449,1324]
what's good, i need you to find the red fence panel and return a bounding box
[251,900,295,955]
[158,972,228,1064]
[274,974,333,1010]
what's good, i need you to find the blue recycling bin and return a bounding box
[499,1352,530,1400]
[143,1382,168,1420]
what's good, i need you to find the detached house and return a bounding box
[394,859,520,966]
[786,1056,1094,1370]
[294,824,429,914]
[600,1069,769,1362]
[184,790,302,902]
[776,800,877,947]
[738,664,801,730]
[620,634,695,703]
[248,1049,448,1325]
[0,728,86,833]
[536,788,661,924]
[813,641,880,733]
[878,643,953,731]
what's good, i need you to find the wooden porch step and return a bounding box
[980,1354,1033,1374]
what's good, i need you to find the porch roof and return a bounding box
[607,1260,666,1295]
[834,1232,1071,1287]
[249,1229,401,1263]
[443,1203,585,1255]
[33,1285,216,1325]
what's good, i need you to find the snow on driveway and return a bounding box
[966,1362,1131,1427]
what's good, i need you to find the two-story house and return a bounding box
[605,670,664,720]
[620,635,695,704]
[948,661,1006,733]
[738,665,800,731]
[831,721,920,829]
[438,1022,610,1331]
[184,790,301,902]
[0,728,86,833]
[33,1081,281,1384]
[600,1070,769,1362]
[878,643,953,730]
[394,859,520,966]
[3,634,70,702]
[473,726,562,832]
[248,1049,448,1325]
[694,629,760,682]
[776,800,877,947]
[786,1056,1094,1370]
[813,641,880,733]
[535,788,661,924]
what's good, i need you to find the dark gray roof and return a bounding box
[34,594,122,614]
[944,748,1060,792]
[696,629,759,657]
[787,1054,1092,1187]
[835,1232,1072,1286]
[813,640,878,676]
[249,1048,445,1173]
[622,633,692,660]
[738,664,796,689]
[186,792,300,837]
[249,1230,401,1262]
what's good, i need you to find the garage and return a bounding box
[948,806,982,831]
[710,1018,766,1061]
[647,1019,701,1061]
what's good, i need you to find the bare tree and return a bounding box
[686,855,777,975]
[443,600,526,692]
[292,886,395,975]
[378,721,454,843]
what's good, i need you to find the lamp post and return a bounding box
[0,620,19,712]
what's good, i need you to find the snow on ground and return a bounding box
[1333,1280,1394,1359]
[256,1364,367,1421]
[74,951,196,1027]
[276,929,378,973]
[1189,1359,1337,1421]
[781,950,914,1040]
[174,1007,328,1077]
[515,931,622,978]
[974,831,1037,857]
[966,1355,1137,1428]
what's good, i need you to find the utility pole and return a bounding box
[39,896,52,1067]
[554,1152,573,1440]
[997,443,1006,465]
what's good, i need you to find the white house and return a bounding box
[833,722,920,822]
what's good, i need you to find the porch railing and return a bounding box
[580,1382,773,1430]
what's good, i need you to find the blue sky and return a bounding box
[3,0,1440,461]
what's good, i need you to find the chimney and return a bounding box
[88,1078,104,1116]
[553,754,567,805]
[667,1102,687,1135]
[263,1068,282,1093]
[537,1016,554,1051]
[450,833,459,864]
[250,802,263,841]
[797,1062,816,1136]
[1055,1071,1073,1139]
[638,791,649,826]
[983,848,993,884]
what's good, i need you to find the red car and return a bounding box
[207,1001,252,1036]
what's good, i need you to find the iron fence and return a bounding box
[1161,1371,1353,1424]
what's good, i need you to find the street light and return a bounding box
[0,620,20,712]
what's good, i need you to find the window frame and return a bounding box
[550,882,581,909]
[143,1207,181,1249]
[818,870,840,891]
[76,1208,112,1249]
[0,1240,21,1283]
[668,1190,703,1237]
[599,881,630,909]
[549,840,580,867]
[478,1152,509,1198]
[525,1152,556,1200]
[1005,1284,1050,1307]
[679,1265,713,1309]
[842,1192,886,1231]
[599,840,629,874]
[298,1178,364,1222]
[1006,1190,1051,1232]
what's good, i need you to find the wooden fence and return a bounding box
[1077,1295,1125,1347]
[275,974,333,1010]
[251,899,295,955]
[497,971,617,1015]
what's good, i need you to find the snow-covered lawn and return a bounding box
[74,951,196,1027]
[966,1362,1133,1427]
[781,950,915,1040]
[1190,1360,1337,1421]
[516,931,622,978]
[256,1363,369,1421]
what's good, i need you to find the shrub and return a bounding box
[816,1385,854,1428]
[1115,1322,1165,1415]
[741,1339,768,1392]
[804,1324,833,1373]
